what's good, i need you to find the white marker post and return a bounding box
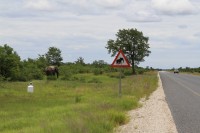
[27,82,34,93]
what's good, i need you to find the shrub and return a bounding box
[137,69,145,75]
[0,75,5,81]
[93,69,103,75]
[61,71,72,80]
[123,69,132,76]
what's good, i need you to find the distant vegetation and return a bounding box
[0,44,154,81]
[1,28,152,81]
[171,67,200,73]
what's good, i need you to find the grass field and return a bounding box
[0,72,158,133]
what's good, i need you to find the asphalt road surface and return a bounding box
[160,71,200,133]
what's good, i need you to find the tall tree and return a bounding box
[36,54,48,69]
[106,28,151,74]
[45,47,63,66]
[0,44,21,80]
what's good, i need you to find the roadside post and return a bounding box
[27,82,34,93]
[111,49,131,97]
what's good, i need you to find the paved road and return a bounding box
[159,71,200,133]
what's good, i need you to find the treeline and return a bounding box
[0,44,152,82]
[172,67,200,73]
[0,44,45,81]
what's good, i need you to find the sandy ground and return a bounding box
[116,73,178,133]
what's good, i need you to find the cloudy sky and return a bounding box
[0,0,200,69]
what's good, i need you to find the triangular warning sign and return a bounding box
[111,49,131,68]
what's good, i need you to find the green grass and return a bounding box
[0,72,158,133]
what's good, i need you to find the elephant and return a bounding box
[116,58,124,64]
[45,66,59,78]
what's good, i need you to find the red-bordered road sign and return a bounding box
[111,49,131,68]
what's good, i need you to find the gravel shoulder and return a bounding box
[116,73,178,133]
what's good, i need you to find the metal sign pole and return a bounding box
[119,67,122,97]
[111,49,131,97]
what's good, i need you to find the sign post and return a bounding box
[119,67,122,96]
[111,49,131,97]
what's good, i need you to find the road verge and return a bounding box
[116,72,178,133]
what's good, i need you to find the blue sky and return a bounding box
[0,0,200,69]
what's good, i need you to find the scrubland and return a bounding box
[0,72,157,133]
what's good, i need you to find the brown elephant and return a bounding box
[45,66,59,78]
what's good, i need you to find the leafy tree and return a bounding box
[106,28,151,74]
[45,47,63,66]
[36,54,48,70]
[0,44,21,80]
[75,57,85,65]
[19,58,44,81]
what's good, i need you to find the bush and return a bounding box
[17,74,27,82]
[0,75,5,81]
[32,71,44,80]
[137,69,145,75]
[93,69,103,75]
[18,69,43,81]
[123,69,132,76]
[61,71,73,80]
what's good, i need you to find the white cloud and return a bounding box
[44,0,131,16]
[124,10,161,22]
[152,0,197,15]
[65,45,89,50]
[119,0,161,22]
[95,0,125,8]
[59,0,127,8]
[24,0,52,11]
[178,25,188,29]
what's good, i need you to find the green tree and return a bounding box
[36,54,48,69]
[45,47,63,66]
[19,58,44,81]
[0,44,21,80]
[106,28,151,74]
[75,57,85,65]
